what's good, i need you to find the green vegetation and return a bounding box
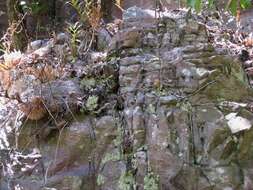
[101,150,121,165]
[144,172,159,190]
[68,0,93,23]
[2,0,253,189]
[97,174,106,186]
[67,22,82,59]
[118,171,135,190]
[85,95,99,112]
[187,0,252,15]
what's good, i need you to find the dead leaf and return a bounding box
[20,97,47,120]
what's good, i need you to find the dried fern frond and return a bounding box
[88,4,101,30]
[68,0,93,23]
[3,50,23,67]
[0,70,12,91]
[0,62,9,71]
[25,65,59,82]
[115,0,124,11]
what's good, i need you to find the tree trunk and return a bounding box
[6,0,27,51]
[101,0,114,21]
[47,0,56,21]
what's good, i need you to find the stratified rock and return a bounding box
[97,28,112,51]
[107,7,253,190]
[123,6,155,20]
[56,32,69,44]
[2,7,253,190]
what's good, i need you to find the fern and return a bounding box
[67,21,82,59]
[68,0,93,23]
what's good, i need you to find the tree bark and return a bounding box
[101,0,114,21]
[6,0,27,51]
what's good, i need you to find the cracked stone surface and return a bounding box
[1,9,253,190]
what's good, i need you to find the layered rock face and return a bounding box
[100,10,253,190]
[1,9,253,190]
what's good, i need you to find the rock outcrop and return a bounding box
[1,8,253,190]
[99,9,253,190]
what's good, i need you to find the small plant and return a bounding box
[118,171,135,190]
[67,0,101,56]
[88,4,101,30]
[3,50,22,67]
[144,172,159,190]
[101,151,121,165]
[85,95,98,112]
[80,78,96,90]
[67,0,93,24]
[67,21,82,59]
[68,0,101,29]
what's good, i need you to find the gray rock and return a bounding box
[2,8,253,190]
[56,32,69,44]
[123,6,154,20]
[29,40,44,51]
[97,28,112,51]
[114,9,253,189]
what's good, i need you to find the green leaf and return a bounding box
[195,0,202,12]
[208,0,214,8]
[86,95,98,112]
[186,0,252,15]
[240,0,252,9]
[187,0,196,8]
[228,0,238,16]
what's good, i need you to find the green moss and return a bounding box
[202,59,253,102]
[106,52,118,62]
[238,128,253,161]
[86,95,98,112]
[80,78,96,90]
[101,150,121,165]
[147,104,156,114]
[97,174,105,186]
[118,171,135,190]
[220,138,237,160]
[208,127,231,153]
[144,172,159,190]
[80,75,116,97]
[204,76,251,101]
[113,126,123,147]
[179,101,193,113]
